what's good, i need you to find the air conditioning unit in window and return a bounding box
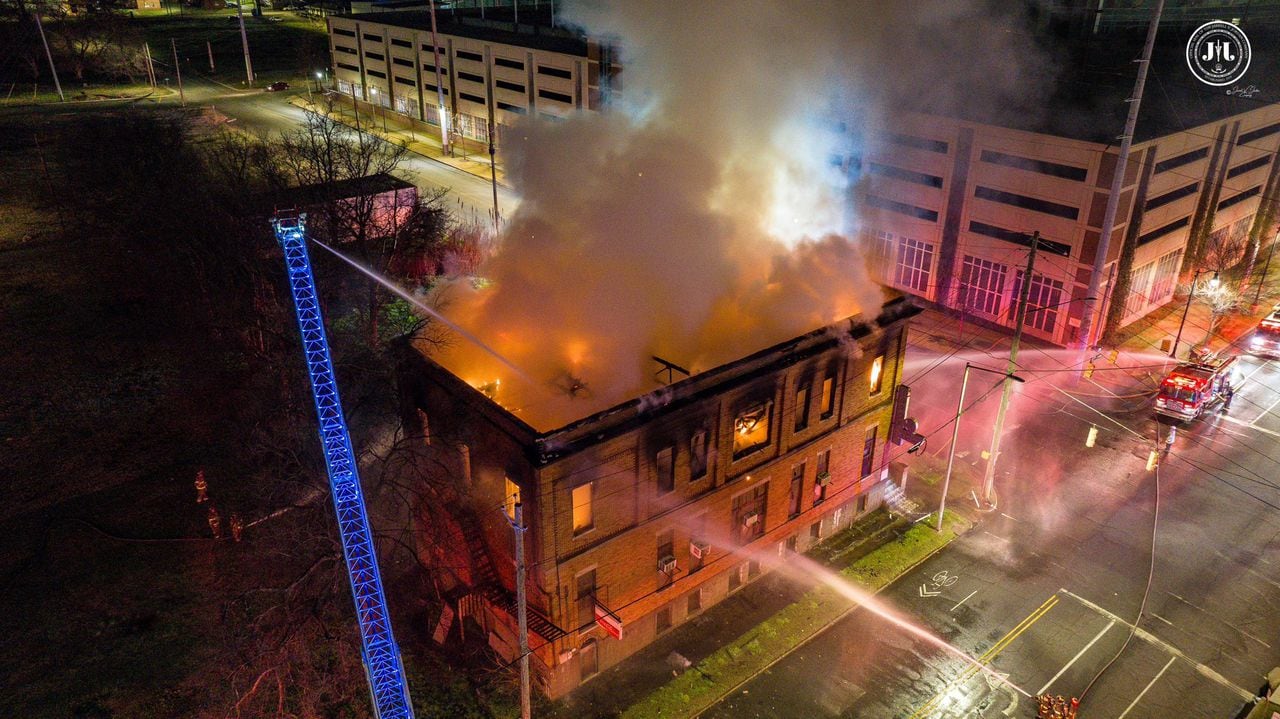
[742,511,761,528]
[657,555,678,574]
[816,471,832,486]
[689,540,709,559]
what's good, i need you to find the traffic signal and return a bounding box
[889,384,926,446]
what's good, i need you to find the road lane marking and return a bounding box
[1241,358,1272,384]
[1251,392,1280,427]
[1058,588,1254,701]
[1165,592,1273,649]
[909,595,1056,718]
[950,590,977,612]
[1219,414,1280,438]
[1035,619,1115,695]
[1117,656,1176,719]
[1148,612,1174,626]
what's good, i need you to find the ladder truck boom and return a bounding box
[271,211,415,719]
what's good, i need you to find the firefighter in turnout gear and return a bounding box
[207,506,222,539]
[194,470,208,504]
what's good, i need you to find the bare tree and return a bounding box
[276,105,452,345]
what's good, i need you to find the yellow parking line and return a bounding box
[908,594,1059,719]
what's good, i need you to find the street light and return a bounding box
[1170,268,1220,359]
[938,363,1025,532]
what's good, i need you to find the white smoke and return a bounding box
[435,0,1051,429]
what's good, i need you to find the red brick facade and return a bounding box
[399,297,919,698]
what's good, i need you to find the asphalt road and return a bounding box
[6,75,519,224]
[200,78,520,222]
[705,350,1280,719]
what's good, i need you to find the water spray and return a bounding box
[309,238,536,386]
[758,547,1032,699]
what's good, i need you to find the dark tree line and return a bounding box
[35,105,516,717]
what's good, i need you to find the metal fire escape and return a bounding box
[271,211,415,719]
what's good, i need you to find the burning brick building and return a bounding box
[397,294,919,698]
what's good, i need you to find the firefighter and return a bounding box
[207,506,222,539]
[194,470,208,504]
[1222,384,1235,413]
[1165,425,1177,452]
[229,513,244,543]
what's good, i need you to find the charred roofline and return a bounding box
[399,295,920,466]
[532,295,921,465]
[393,338,542,447]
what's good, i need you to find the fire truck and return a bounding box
[1154,354,1237,421]
[1248,304,1280,357]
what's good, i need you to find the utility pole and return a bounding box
[512,503,532,719]
[427,0,451,154]
[489,119,500,236]
[1078,0,1164,353]
[171,39,185,106]
[235,2,255,85]
[940,364,1024,531]
[207,40,215,72]
[33,12,63,103]
[143,43,157,88]
[939,364,972,532]
[981,232,1039,507]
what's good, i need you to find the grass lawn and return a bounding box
[0,82,166,106]
[130,8,328,86]
[907,451,979,487]
[621,512,972,719]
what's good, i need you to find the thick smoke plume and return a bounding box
[436,1,1051,429]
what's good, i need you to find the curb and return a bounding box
[292,96,513,188]
[625,514,975,719]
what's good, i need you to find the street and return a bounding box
[7,75,519,226]
[704,345,1280,718]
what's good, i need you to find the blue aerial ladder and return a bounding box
[271,210,415,719]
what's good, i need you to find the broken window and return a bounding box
[732,402,771,458]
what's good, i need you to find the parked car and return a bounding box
[265,81,290,92]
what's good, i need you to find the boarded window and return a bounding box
[656,604,672,633]
[861,426,877,478]
[656,446,675,493]
[789,464,804,517]
[579,638,597,680]
[794,385,810,431]
[575,569,596,628]
[690,430,709,480]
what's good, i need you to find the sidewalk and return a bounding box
[1109,267,1280,362]
[289,93,506,187]
[912,254,1280,398]
[546,509,930,719]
